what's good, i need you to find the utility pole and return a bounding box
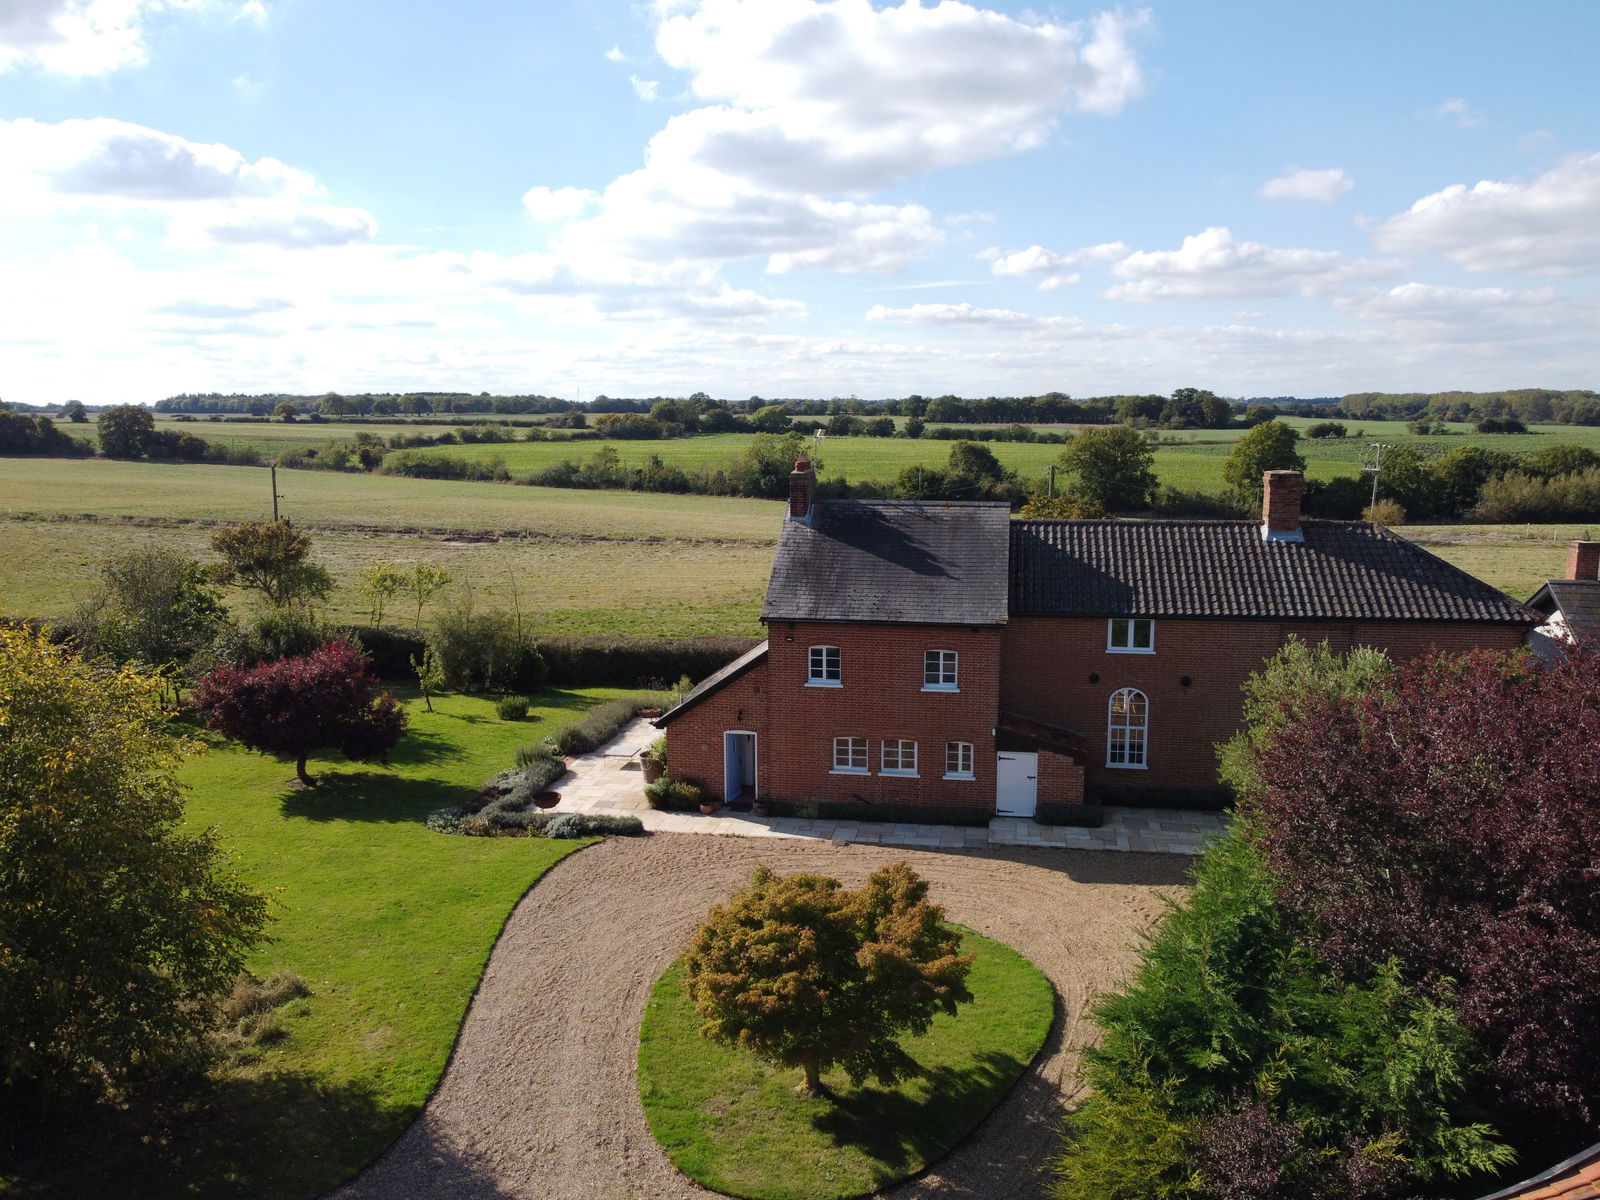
[1048,464,1056,499]
[1364,442,1395,508]
[270,462,283,522]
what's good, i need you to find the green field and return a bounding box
[0,459,779,636]
[67,414,570,460]
[392,420,1600,495]
[2,687,617,1200]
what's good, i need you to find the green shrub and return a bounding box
[646,776,707,812]
[1035,803,1106,828]
[534,636,758,688]
[425,807,462,834]
[553,696,647,756]
[430,607,546,693]
[544,812,645,838]
[336,624,426,680]
[495,695,531,721]
[514,737,559,768]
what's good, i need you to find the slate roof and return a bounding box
[1527,579,1600,643]
[762,500,1011,626]
[1009,519,1537,624]
[652,642,768,728]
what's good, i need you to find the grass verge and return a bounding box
[637,929,1054,1200]
[1,686,625,1200]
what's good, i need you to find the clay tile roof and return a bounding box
[763,500,1012,626]
[1473,1143,1600,1200]
[1010,519,1538,625]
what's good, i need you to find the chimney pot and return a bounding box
[1261,470,1304,542]
[789,455,816,521]
[1566,540,1600,581]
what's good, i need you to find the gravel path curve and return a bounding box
[330,834,1188,1200]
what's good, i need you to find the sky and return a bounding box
[1,0,1597,405]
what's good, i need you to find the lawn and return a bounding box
[1,686,624,1200]
[637,929,1055,1200]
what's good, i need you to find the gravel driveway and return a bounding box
[330,833,1188,1200]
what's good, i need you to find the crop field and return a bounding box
[65,414,573,460]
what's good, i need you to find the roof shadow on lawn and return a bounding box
[962,843,1195,888]
[385,727,467,767]
[279,772,476,823]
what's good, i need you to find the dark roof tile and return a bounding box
[1009,519,1536,624]
[763,501,1011,626]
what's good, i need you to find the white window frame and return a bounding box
[831,736,868,774]
[1107,617,1155,654]
[880,739,918,777]
[808,645,842,687]
[922,649,959,691]
[1107,688,1149,769]
[944,741,975,780]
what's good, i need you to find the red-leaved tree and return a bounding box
[193,640,407,786]
[1246,645,1600,1154]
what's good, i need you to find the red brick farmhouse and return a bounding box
[654,458,1537,816]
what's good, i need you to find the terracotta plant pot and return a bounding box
[533,790,562,810]
[637,707,664,719]
[699,801,720,816]
[642,756,665,783]
[752,799,770,817]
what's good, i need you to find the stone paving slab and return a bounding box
[544,717,1228,855]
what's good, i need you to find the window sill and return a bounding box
[920,684,959,693]
[1104,762,1148,770]
[942,772,976,781]
[879,769,919,778]
[829,766,868,775]
[1106,647,1156,655]
[806,679,843,688]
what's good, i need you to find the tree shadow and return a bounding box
[0,1069,518,1200]
[386,727,467,767]
[279,773,476,823]
[810,1049,1032,1181]
[963,843,1196,887]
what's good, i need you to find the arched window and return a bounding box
[1107,688,1148,769]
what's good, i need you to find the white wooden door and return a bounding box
[995,751,1038,818]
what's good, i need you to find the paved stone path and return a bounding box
[548,718,1227,855]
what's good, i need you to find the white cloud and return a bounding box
[1259,167,1352,202]
[629,74,659,100]
[1371,152,1600,275]
[603,44,625,61]
[0,117,375,248]
[649,1,1148,195]
[521,185,597,220]
[980,240,1125,289]
[1105,226,1402,301]
[0,0,148,74]
[1338,281,1569,324]
[235,0,264,24]
[1434,97,1485,128]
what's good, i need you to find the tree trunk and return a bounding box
[422,688,433,713]
[796,1058,827,1096]
[295,754,316,787]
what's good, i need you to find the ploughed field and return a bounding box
[0,457,1574,637]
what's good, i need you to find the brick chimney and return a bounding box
[1261,470,1304,542]
[789,455,816,521]
[1566,540,1600,581]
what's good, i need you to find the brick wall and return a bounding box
[665,659,768,801]
[672,621,1003,811]
[999,616,1530,800]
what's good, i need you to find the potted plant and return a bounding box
[752,797,770,817]
[642,737,667,783]
[698,796,721,816]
